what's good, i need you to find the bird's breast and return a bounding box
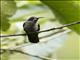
[23,21,38,33]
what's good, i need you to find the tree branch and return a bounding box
[0,21,79,60]
[39,21,80,33]
[0,49,52,60]
[0,29,70,50]
[0,21,80,37]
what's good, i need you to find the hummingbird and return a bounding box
[23,17,43,43]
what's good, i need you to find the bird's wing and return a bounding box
[34,24,40,31]
[37,24,40,31]
[23,21,34,32]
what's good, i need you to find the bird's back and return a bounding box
[23,21,35,32]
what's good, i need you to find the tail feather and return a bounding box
[27,33,39,43]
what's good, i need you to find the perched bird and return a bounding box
[23,17,42,43]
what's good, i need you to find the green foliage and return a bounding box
[1,1,80,60]
[56,32,80,60]
[1,1,17,16]
[1,1,17,31]
[41,1,80,34]
[1,51,10,60]
[1,15,10,31]
[42,0,80,1]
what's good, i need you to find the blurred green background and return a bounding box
[0,0,80,60]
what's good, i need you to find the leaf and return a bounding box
[0,1,17,31]
[41,1,80,34]
[1,1,17,16]
[0,15,10,31]
[1,50,10,60]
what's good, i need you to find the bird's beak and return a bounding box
[34,17,43,22]
[36,17,44,20]
[38,17,44,19]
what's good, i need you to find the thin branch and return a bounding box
[0,34,26,37]
[0,21,79,59]
[39,21,80,33]
[0,49,52,60]
[1,29,70,50]
[0,30,70,59]
[0,21,80,37]
[39,29,65,39]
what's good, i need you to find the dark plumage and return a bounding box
[23,17,41,43]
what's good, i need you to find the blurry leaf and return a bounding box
[1,1,17,31]
[1,51,10,60]
[28,0,39,1]
[28,0,42,5]
[41,1,80,34]
[56,32,80,60]
[18,5,30,9]
[1,1,17,16]
[0,15,10,31]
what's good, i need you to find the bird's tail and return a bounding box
[27,33,39,43]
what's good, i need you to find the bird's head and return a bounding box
[28,16,43,23]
